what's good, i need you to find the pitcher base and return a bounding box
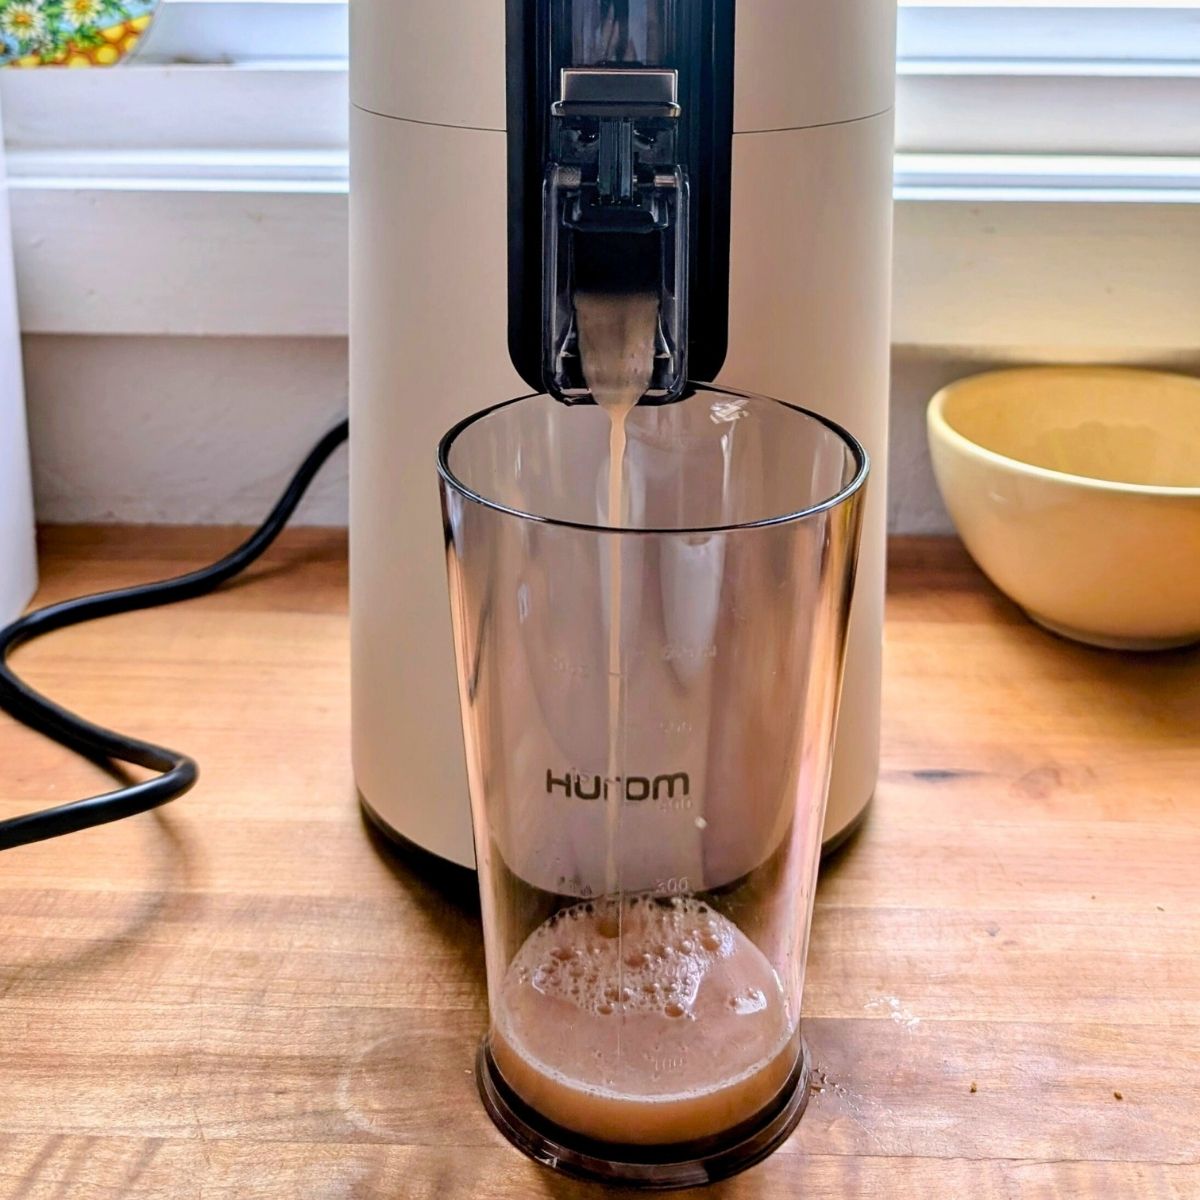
[475,1036,812,1191]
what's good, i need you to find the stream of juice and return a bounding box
[573,289,660,901]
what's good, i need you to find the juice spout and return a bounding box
[543,67,690,406]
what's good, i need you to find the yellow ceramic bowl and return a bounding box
[928,367,1200,651]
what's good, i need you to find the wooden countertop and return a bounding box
[1,528,1197,1199]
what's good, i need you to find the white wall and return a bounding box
[23,335,348,527]
[21,334,1200,535]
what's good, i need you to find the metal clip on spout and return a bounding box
[543,67,691,405]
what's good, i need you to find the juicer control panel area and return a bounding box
[506,0,736,405]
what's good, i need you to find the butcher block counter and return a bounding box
[1,528,1197,1199]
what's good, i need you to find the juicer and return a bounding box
[350,0,896,868]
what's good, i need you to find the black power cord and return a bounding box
[0,417,349,852]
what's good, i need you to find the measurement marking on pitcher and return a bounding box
[658,719,693,736]
[552,655,592,679]
[655,877,691,895]
[663,643,718,663]
[644,1049,689,1076]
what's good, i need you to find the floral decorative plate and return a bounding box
[1,0,159,67]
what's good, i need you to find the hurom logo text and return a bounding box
[546,770,691,804]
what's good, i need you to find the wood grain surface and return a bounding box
[1,527,1197,1199]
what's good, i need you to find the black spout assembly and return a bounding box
[506,0,736,405]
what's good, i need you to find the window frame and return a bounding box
[901,1,1200,64]
[898,2,1200,157]
[137,0,1200,68]
[0,0,1197,350]
[5,2,1197,160]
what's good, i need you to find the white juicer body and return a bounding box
[350,0,896,867]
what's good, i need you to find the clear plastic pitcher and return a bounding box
[438,384,868,1188]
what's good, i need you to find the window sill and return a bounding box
[2,49,1198,354]
[4,147,1197,355]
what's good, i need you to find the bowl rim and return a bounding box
[928,366,1200,499]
